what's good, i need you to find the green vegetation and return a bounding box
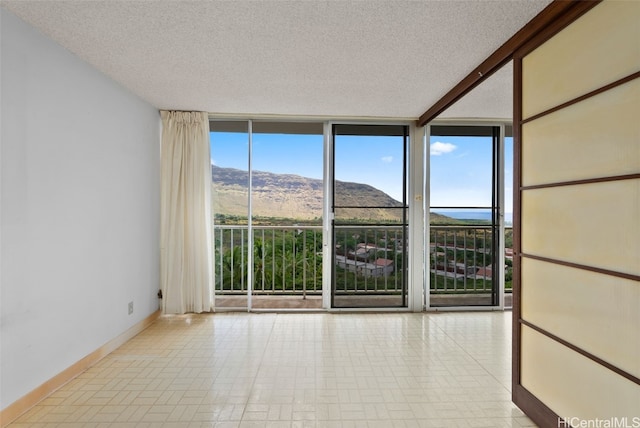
[214,220,407,294]
[429,274,512,293]
[505,228,513,249]
[334,266,405,293]
[253,230,323,293]
[212,166,515,296]
[214,217,513,295]
[430,273,492,293]
[215,227,323,293]
[214,214,322,226]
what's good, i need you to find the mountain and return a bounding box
[212,166,403,222]
[212,165,457,224]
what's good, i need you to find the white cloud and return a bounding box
[211,159,216,165]
[381,156,393,163]
[430,141,457,156]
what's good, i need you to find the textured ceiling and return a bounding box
[1,0,552,120]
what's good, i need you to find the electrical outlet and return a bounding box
[128,301,134,315]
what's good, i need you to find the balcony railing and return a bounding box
[214,225,323,296]
[214,225,513,296]
[333,225,406,295]
[430,225,513,294]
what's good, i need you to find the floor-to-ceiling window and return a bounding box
[210,120,415,310]
[210,120,250,310]
[210,120,513,311]
[210,120,324,310]
[504,134,513,307]
[250,122,324,309]
[331,124,409,308]
[427,124,506,308]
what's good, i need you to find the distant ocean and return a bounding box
[433,210,513,225]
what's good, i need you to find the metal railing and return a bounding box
[429,225,513,294]
[333,225,406,295]
[214,225,323,296]
[214,224,512,296]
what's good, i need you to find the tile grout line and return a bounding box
[430,313,515,397]
[238,313,279,424]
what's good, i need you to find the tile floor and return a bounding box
[8,312,536,427]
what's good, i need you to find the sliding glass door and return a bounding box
[332,124,409,308]
[250,122,324,309]
[428,125,505,307]
[211,120,414,311]
[210,121,250,310]
[210,121,324,310]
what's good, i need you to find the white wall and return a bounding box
[1,9,160,409]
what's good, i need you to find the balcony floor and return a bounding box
[8,311,534,427]
[214,294,513,310]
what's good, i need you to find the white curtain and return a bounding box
[160,111,213,314]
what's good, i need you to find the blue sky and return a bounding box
[210,132,513,213]
[334,135,405,202]
[430,136,513,212]
[210,132,323,179]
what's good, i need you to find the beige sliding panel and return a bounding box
[513,1,640,426]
